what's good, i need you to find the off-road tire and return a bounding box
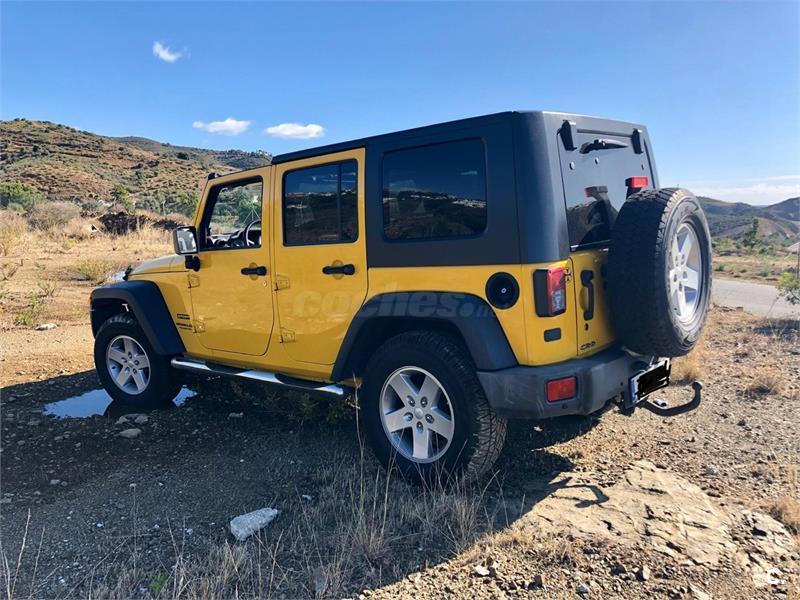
[94,313,181,408]
[608,188,712,357]
[361,330,507,485]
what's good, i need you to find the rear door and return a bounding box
[559,124,656,356]
[272,149,368,365]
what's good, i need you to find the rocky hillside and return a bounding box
[0,119,271,210]
[699,196,799,241]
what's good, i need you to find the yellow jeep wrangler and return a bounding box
[91,111,711,482]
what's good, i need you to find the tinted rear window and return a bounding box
[382,139,487,240]
[560,134,652,248]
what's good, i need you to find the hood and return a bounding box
[128,255,183,277]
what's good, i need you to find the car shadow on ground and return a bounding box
[1,370,608,597]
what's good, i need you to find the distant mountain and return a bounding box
[0,119,271,209]
[698,196,799,241]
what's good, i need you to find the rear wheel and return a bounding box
[361,331,507,484]
[608,188,712,357]
[94,313,181,408]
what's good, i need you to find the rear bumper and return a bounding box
[477,347,646,419]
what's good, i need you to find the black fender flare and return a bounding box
[90,281,185,356]
[331,292,517,381]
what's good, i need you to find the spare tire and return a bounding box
[608,188,712,357]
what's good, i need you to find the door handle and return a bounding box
[581,270,595,321]
[322,263,355,276]
[241,266,268,276]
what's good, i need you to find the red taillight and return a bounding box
[626,176,649,189]
[547,268,566,314]
[534,267,567,317]
[547,376,577,402]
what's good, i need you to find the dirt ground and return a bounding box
[1,229,799,599]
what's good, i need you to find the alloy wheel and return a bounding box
[668,222,703,323]
[106,335,151,395]
[379,366,455,463]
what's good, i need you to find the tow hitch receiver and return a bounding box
[621,357,703,417]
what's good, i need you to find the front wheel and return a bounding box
[94,313,181,408]
[361,331,507,484]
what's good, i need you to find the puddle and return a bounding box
[44,387,198,419]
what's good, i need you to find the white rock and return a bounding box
[49,479,61,486]
[119,428,142,439]
[576,582,591,595]
[36,323,57,331]
[115,416,129,425]
[228,412,244,419]
[472,565,491,577]
[704,464,719,476]
[134,415,149,425]
[302,494,313,501]
[229,507,279,541]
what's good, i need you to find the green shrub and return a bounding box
[74,259,113,283]
[0,181,46,212]
[14,292,47,327]
[111,184,134,213]
[778,271,799,305]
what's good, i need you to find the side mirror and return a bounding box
[173,226,198,255]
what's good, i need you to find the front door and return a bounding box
[190,173,274,355]
[273,149,367,365]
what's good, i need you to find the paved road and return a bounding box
[712,277,799,318]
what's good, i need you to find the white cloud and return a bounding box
[192,118,251,136]
[264,123,325,140]
[153,41,184,63]
[690,182,800,206]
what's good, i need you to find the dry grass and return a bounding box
[73,258,114,284]
[0,221,171,329]
[0,212,31,256]
[2,436,501,599]
[766,467,799,536]
[768,495,800,535]
[746,370,786,398]
[671,314,713,383]
[61,217,97,240]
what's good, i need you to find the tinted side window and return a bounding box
[283,160,358,245]
[382,139,487,240]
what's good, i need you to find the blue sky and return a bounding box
[2,1,798,205]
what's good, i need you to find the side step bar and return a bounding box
[170,357,350,398]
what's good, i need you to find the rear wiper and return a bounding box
[579,138,628,154]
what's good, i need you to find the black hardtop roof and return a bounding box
[270,110,645,165]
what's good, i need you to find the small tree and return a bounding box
[741,217,760,252]
[174,192,199,217]
[111,184,134,213]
